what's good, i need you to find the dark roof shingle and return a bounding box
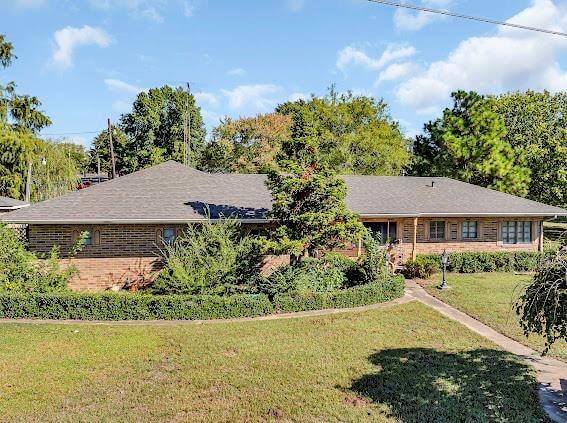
[2,161,565,223]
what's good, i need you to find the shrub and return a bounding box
[359,232,389,284]
[151,218,264,295]
[0,292,274,320]
[0,224,80,293]
[402,256,440,279]
[259,257,347,298]
[273,274,405,313]
[403,251,544,278]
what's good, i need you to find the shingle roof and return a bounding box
[2,160,566,223]
[0,196,28,210]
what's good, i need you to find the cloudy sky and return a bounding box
[2,0,567,147]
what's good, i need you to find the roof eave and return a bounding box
[360,212,567,218]
[0,217,272,225]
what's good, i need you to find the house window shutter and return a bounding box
[93,229,101,246]
[155,228,163,243]
[71,229,80,243]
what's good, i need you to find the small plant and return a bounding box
[402,256,440,279]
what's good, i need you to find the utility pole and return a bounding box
[107,118,117,179]
[25,161,32,203]
[184,82,191,166]
[97,154,101,183]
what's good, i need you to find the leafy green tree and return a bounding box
[276,87,411,176]
[0,35,51,132]
[200,113,292,173]
[0,125,33,199]
[88,125,130,175]
[90,86,206,174]
[492,90,567,207]
[266,105,365,262]
[411,91,530,195]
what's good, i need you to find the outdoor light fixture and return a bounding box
[438,249,449,290]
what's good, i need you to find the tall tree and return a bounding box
[276,88,412,176]
[0,34,78,201]
[0,35,51,132]
[492,90,567,207]
[266,105,365,261]
[91,85,206,174]
[200,113,292,173]
[411,91,530,196]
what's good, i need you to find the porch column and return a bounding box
[412,217,418,260]
[538,220,544,252]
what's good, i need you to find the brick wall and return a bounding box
[27,217,544,291]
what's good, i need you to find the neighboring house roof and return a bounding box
[0,196,29,211]
[1,160,566,224]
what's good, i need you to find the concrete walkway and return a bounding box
[405,280,567,423]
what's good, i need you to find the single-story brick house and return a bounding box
[2,161,566,291]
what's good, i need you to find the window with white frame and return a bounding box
[429,221,445,240]
[502,221,532,244]
[462,221,478,239]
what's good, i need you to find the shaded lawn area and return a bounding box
[421,272,567,362]
[0,302,548,423]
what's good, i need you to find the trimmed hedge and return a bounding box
[403,251,544,279]
[0,292,274,320]
[273,275,405,313]
[0,276,406,320]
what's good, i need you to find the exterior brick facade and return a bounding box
[27,217,544,291]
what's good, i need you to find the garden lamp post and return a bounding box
[438,249,449,290]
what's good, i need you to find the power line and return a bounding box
[39,130,100,137]
[367,0,567,37]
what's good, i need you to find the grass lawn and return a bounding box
[421,272,567,362]
[0,302,548,423]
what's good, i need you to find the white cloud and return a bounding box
[289,92,309,102]
[104,78,145,95]
[394,0,452,31]
[183,0,206,17]
[337,44,416,71]
[221,84,281,109]
[88,0,164,23]
[287,0,304,13]
[194,91,218,105]
[227,67,246,76]
[394,0,567,113]
[52,25,111,69]
[376,62,419,84]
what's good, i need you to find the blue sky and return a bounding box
[2,0,567,148]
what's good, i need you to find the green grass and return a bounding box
[421,272,567,361]
[0,302,548,422]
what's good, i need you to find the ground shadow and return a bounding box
[186,201,268,219]
[350,348,546,422]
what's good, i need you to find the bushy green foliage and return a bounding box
[516,247,567,354]
[402,256,441,279]
[359,233,389,284]
[0,292,273,320]
[273,275,405,313]
[259,257,347,298]
[0,224,78,293]
[403,251,544,278]
[151,218,264,295]
[411,91,530,196]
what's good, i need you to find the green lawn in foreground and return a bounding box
[0,302,547,422]
[421,272,567,362]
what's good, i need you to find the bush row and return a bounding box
[0,275,405,320]
[273,275,405,313]
[402,251,544,279]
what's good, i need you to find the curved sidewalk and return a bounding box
[405,280,566,423]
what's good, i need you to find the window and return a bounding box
[429,221,445,240]
[83,230,93,246]
[462,221,478,239]
[163,228,175,245]
[502,221,532,244]
[364,222,398,245]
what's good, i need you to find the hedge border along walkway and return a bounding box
[0,275,405,321]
